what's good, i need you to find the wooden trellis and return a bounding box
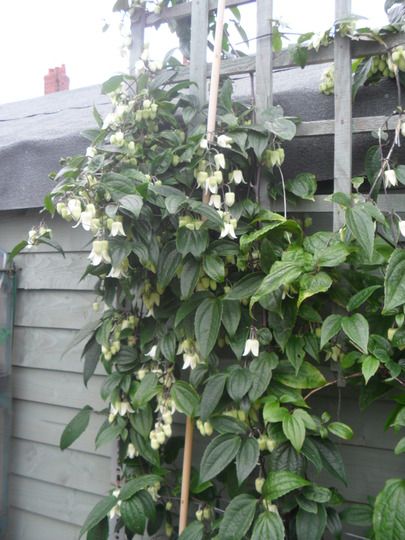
[123,0,405,535]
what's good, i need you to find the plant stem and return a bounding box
[304,372,362,401]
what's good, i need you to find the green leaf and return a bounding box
[210,415,248,435]
[157,241,181,289]
[283,413,306,452]
[296,504,327,540]
[82,337,101,387]
[303,485,332,503]
[87,517,108,540]
[286,336,306,374]
[194,298,223,358]
[347,285,381,311]
[301,438,323,472]
[218,494,257,540]
[7,240,28,264]
[227,368,253,402]
[373,479,405,540]
[175,292,210,327]
[263,401,289,423]
[263,471,310,500]
[225,273,264,300]
[133,373,159,407]
[341,503,372,526]
[352,57,373,98]
[274,361,326,389]
[346,205,374,259]
[361,355,380,384]
[203,255,225,282]
[176,227,209,258]
[181,256,201,299]
[95,422,122,449]
[315,243,349,267]
[320,314,342,349]
[394,437,405,455]
[60,406,92,450]
[247,131,269,159]
[79,495,117,537]
[121,495,146,534]
[160,332,176,362]
[298,272,332,307]
[328,422,354,440]
[130,404,152,439]
[312,438,347,485]
[199,434,241,482]
[265,116,297,141]
[171,381,199,417]
[341,313,369,354]
[249,352,276,400]
[131,432,160,467]
[222,300,241,336]
[119,194,143,218]
[287,172,317,201]
[62,319,101,357]
[384,249,405,312]
[179,521,205,540]
[252,262,303,305]
[251,511,285,540]
[200,373,228,421]
[236,438,259,485]
[101,74,125,94]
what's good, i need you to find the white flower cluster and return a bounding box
[102,314,139,361]
[142,281,161,317]
[196,419,213,437]
[109,488,122,519]
[27,225,52,248]
[177,338,202,370]
[108,400,134,423]
[149,396,175,450]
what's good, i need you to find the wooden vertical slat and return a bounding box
[190,0,209,105]
[255,0,273,116]
[333,0,352,230]
[129,8,146,75]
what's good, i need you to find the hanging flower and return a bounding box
[126,443,138,459]
[214,153,226,170]
[243,338,260,357]
[177,339,201,370]
[199,138,208,149]
[107,259,128,279]
[88,240,111,266]
[399,220,405,237]
[384,169,398,188]
[67,199,82,221]
[217,134,233,148]
[209,194,222,209]
[230,169,245,185]
[146,345,158,359]
[110,220,126,237]
[219,213,238,239]
[76,204,96,231]
[225,191,235,207]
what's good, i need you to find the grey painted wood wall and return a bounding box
[0,210,112,540]
[0,209,403,540]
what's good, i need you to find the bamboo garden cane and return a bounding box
[178,0,227,533]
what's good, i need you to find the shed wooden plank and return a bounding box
[0,210,91,253]
[129,9,146,76]
[12,367,105,409]
[312,396,401,451]
[171,32,405,81]
[10,438,111,496]
[272,193,405,213]
[12,400,111,457]
[333,0,352,230]
[9,508,79,540]
[12,327,104,375]
[146,0,254,26]
[16,252,94,291]
[15,290,97,330]
[10,475,101,527]
[315,444,405,502]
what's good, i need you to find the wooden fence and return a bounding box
[129,0,405,221]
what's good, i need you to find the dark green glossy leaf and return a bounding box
[60,406,92,450]
[200,434,241,482]
[373,479,405,540]
[194,298,223,358]
[218,494,257,540]
[263,471,310,500]
[236,437,259,485]
[171,381,200,417]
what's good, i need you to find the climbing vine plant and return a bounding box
[13,10,405,540]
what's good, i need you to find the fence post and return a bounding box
[255,0,273,206]
[255,0,273,116]
[190,0,209,105]
[333,0,352,230]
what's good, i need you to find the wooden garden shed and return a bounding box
[0,0,404,538]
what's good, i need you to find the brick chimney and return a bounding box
[44,64,70,94]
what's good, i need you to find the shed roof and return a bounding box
[0,64,400,210]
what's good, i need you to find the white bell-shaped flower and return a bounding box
[399,220,405,237]
[384,169,398,188]
[225,191,235,207]
[242,338,260,357]
[67,199,82,221]
[209,194,222,209]
[214,153,226,170]
[110,220,126,237]
[217,134,233,148]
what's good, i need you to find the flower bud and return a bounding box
[225,191,235,207]
[255,477,265,494]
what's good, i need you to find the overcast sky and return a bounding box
[0,0,387,105]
